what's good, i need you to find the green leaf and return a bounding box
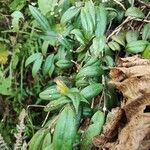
[84,1,95,32]
[71,29,85,44]
[111,32,126,46]
[56,59,72,69]
[25,53,42,67]
[61,6,81,24]
[41,41,50,55]
[95,5,107,37]
[29,129,47,150]
[126,30,139,43]
[0,77,12,95]
[142,23,150,40]
[29,5,50,31]
[125,7,145,18]
[76,66,104,79]
[128,0,134,6]
[80,2,95,35]
[81,111,105,150]
[83,57,100,68]
[42,54,54,75]
[42,132,51,149]
[11,11,24,31]
[80,83,103,101]
[53,105,77,150]
[32,55,43,77]
[66,92,81,113]
[143,43,150,59]
[38,0,55,15]
[90,36,106,56]
[126,40,149,53]
[80,8,88,33]
[39,85,61,101]
[10,0,26,11]
[108,41,121,51]
[44,97,70,112]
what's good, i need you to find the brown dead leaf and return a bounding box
[117,55,150,67]
[110,111,150,150]
[93,56,150,150]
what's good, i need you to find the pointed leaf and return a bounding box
[32,55,43,77]
[42,54,54,75]
[61,6,81,24]
[29,5,50,31]
[25,53,42,67]
[66,92,81,113]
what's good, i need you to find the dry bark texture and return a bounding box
[93,55,150,150]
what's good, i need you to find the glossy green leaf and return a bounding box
[126,30,139,43]
[80,111,105,150]
[39,85,61,101]
[126,40,149,53]
[90,36,106,56]
[29,5,50,31]
[143,43,150,59]
[56,59,72,69]
[32,55,43,77]
[42,54,54,75]
[142,23,150,40]
[95,5,107,37]
[76,66,104,79]
[61,6,81,24]
[44,97,70,112]
[80,83,103,101]
[53,105,76,150]
[125,7,145,18]
[66,92,81,113]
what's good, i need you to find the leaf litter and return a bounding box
[93,55,150,150]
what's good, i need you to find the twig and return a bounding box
[138,11,150,31]
[42,112,50,127]
[137,0,150,9]
[113,0,126,10]
[107,17,132,40]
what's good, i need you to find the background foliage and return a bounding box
[0,0,149,149]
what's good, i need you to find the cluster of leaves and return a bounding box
[0,0,149,149]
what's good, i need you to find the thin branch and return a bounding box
[113,0,126,10]
[137,0,150,9]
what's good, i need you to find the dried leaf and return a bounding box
[94,56,150,150]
